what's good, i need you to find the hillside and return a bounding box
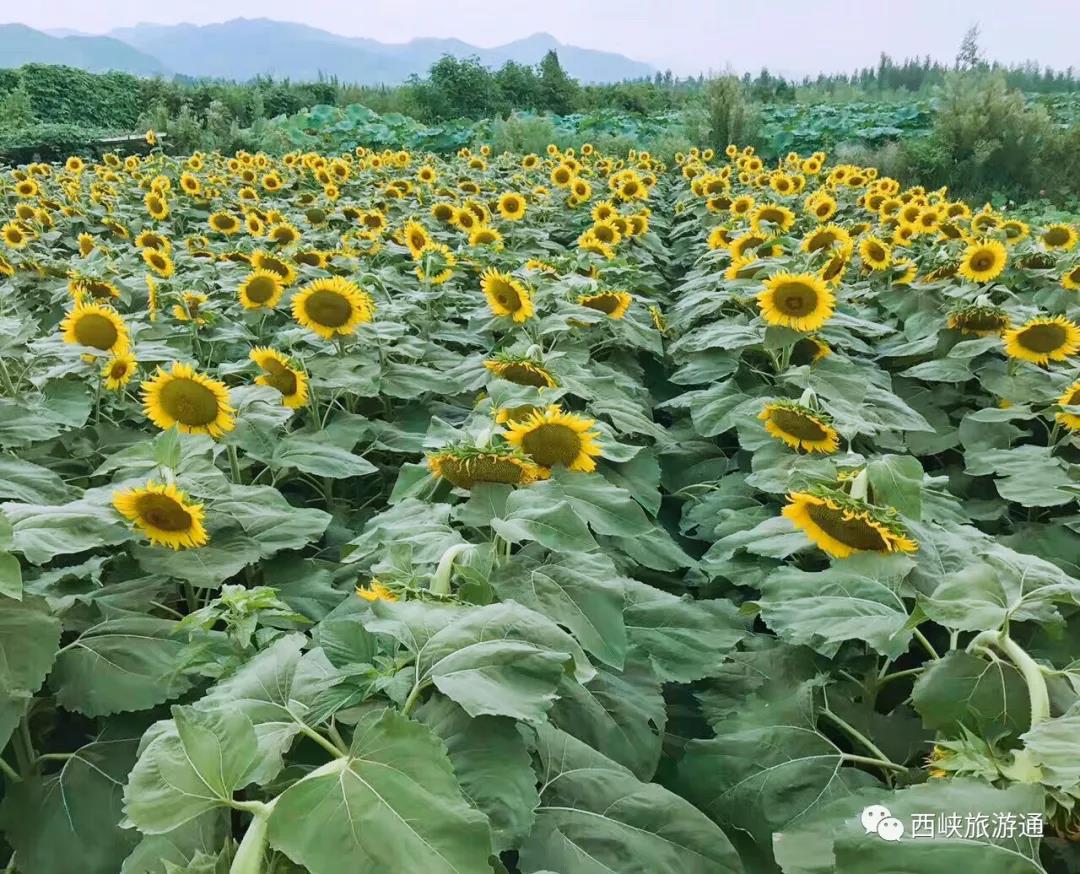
[0,23,165,75]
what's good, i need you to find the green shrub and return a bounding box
[701,76,761,152]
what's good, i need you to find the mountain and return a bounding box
[0,23,166,75]
[0,17,647,84]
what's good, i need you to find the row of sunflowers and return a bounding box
[0,132,1077,874]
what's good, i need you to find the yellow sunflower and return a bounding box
[414,242,456,285]
[238,270,284,310]
[144,191,170,221]
[481,268,534,322]
[401,220,431,259]
[759,400,840,453]
[750,204,796,235]
[208,211,241,235]
[757,272,835,332]
[292,276,375,340]
[142,247,174,278]
[946,305,1011,336]
[61,302,129,355]
[142,362,235,438]
[801,224,852,256]
[484,354,557,388]
[1056,379,1080,431]
[958,239,1008,283]
[356,580,397,603]
[579,291,632,319]
[469,226,504,249]
[783,490,918,559]
[2,222,30,249]
[1061,264,1080,291]
[1041,224,1078,251]
[250,250,298,286]
[113,481,208,550]
[503,405,602,472]
[1003,316,1080,366]
[249,347,309,408]
[497,192,527,221]
[267,222,301,246]
[858,236,892,270]
[427,445,544,490]
[102,353,137,390]
[173,292,208,324]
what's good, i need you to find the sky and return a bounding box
[12,0,1080,78]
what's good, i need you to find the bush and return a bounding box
[483,114,563,155]
[701,76,761,152]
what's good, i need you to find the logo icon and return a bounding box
[861,805,904,842]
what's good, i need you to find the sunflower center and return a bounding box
[522,423,582,468]
[582,294,621,315]
[806,502,890,551]
[159,378,222,427]
[264,368,298,397]
[110,362,129,379]
[505,197,521,212]
[492,281,522,312]
[498,363,552,387]
[773,281,818,315]
[74,313,120,349]
[867,243,885,261]
[970,251,996,272]
[1019,323,1068,353]
[769,408,828,441]
[959,313,1006,332]
[1044,228,1070,246]
[304,290,352,328]
[133,493,193,532]
[441,456,528,489]
[245,275,278,304]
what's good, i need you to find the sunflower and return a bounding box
[142,362,235,437]
[791,336,831,365]
[497,192,527,221]
[414,242,456,285]
[1003,316,1080,366]
[292,276,375,340]
[783,489,918,559]
[579,291,632,319]
[1061,264,1080,291]
[802,224,852,255]
[858,236,892,270]
[173,292,208,324]
[452,207,478,232]
[503,405,602,472]
[142,247,174,278]
[551,164,575,188]
[113,481,208,550]
[427,445,544,490]
[180,173,201,196]
[750,204,796,235]
[401,220,431,259]
[1056,379,1080,431]
[578,233,615,260]
[249,250,298,286]
[208,211,241,235]
[249,347,309,408]
[484,353,557,388]
[2,222,30,249]
[958,239,1008,283]
[469,226,504,249]
[759,400,839,453]
[267,222,301,246]
[144,191,169,220]
[707,226,732,250]
[68,277,120,302]
[135,230,170,253]
[1041,224,1078,251]
[1002,219,1030,242]
[356,580,397,603]
[481,268,534,323]
[757,272,835,332]
[61,302,129,355]
[946,305,1011,336]
[430,202,457,224]
[238,270,284,310]
[102,353,137,390]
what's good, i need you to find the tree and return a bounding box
[956,24,983,71]
[537,50,579,115]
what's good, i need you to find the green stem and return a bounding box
[402,675,428,717]
[822,709,896,766]
[296,723,346,759]
[430,543,474,596]
[841,753,908,774]
[228,445,243,484]
[995,633,1051,728]
[876,667,924,687]
[913,628,940,660]
[848,469,870,502]
[0,756,21,783]
[0,359,18,396]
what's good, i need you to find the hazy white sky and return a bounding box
[12,0,1080,77]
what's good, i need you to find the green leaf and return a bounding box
[268,435,378,479]
[267,708,493,874]
[417,695,539,851]
[911,651,1030,737]
[0,550,21,599]
[491,493,598,553]
[529,469,652,537]
[622,578,747,681]
[0,737,140,874]
[212,485,331,557]
[866,454,923,519]
[520,724,742,874]
[50,616,192,716]
[2,492,129,564]
[124,706,260,834]
[120,813,228,874]
[492,549,627,668]
[756,554,915,658]
[0,595,59,747]
[0,455,72,503]
[965,446,1074,508]
[1021,703,1080,791]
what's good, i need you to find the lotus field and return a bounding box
[1,138,1080,874]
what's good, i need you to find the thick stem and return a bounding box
[430,543,474,596]
[848,468,870,502]
[229,799,277,874]
[821,709,897,766]
[296,723,346,759]
[0,756,21,783]
[996,633,1051,729]
[913,628,940,660]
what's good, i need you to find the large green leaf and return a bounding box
[267,708,493,874]
[519,724,742,874]
[911,651,1030,737]
[0,595,60,745]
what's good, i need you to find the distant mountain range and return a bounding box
[0,18,655,84]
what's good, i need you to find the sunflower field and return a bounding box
[0,135,1079,874]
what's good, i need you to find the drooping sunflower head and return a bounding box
[484,352,557,389]
[102,353,137,391]
[431,202,456,224]
[782,488,918,559]
[142,362,235,438]
[292,276,375,340]
[958,239,1008,284]
[757,272,835,332]
[579,291,632,320]
[249,346,309,408]
[60,302,129,355]
[113,480,208,550]
[238,269,284,310]
[503,404,603,473]
[946,304,1011,337]
[481,268,534,323]
[427,444,544,490]
[758,400,840,454]
[1003,316,1080,366]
